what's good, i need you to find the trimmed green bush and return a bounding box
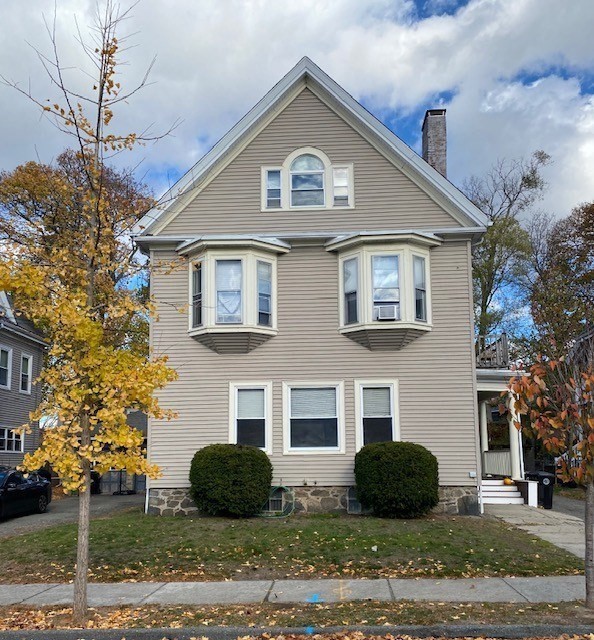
[354,441,439,518]
[189,444,273,517]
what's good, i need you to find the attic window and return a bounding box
[290,154,325,207]
[261,147,353,211]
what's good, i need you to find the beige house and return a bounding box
[135,58,529,516]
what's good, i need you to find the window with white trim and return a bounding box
[0,346,11,389]
[257,261,272,327]
[290,154,325,207]
[284,383,344,452]
[0,427,23,452]
[20,354,32,394]
[216,259,243,324]
[188,251,278,336]
[355,380,399,451]
[337,243,433,331]
[265,170,281,208]
[261,148,353,211]
[343,257,358,325]
[372,255,400,321]
[191,262,203,328]
[230,383,271,452]
[413,255,427,322]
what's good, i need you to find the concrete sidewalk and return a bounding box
[486,503,586,559]
[0,575,585,607]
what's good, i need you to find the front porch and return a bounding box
[475,335,537,508]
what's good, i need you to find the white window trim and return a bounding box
[354,379,401,452]
[261,147,354,211]
[187,250,278,336]
[338,244,433,331]
[411,250,431,324]
[19,353,33,395]
[0,345,12,391]
[228,381,273,455]
[0,426,24,453]
[282,381,345,455]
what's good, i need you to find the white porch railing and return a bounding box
[483,449,512,476]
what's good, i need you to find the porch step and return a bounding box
[482,485,519,492]
[482,490,522,499]
[482,495,525,505]
[481,479,511,486]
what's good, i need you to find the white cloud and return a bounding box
[0,0,593,214]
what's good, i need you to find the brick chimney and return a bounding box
[422,109,447,178]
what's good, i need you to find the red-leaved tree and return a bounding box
[509,331,594,607]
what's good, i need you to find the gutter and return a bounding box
[0,320,48,348]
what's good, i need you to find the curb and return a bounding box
[1,624,594,640]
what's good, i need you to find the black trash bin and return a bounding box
[526,471,555,509]
[90,470,102,495]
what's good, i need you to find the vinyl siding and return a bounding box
[0,329,43,467]
[161,88,461,236]
[149,240,478,489]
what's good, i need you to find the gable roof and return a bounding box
[0,290,47,347]
[134,57,489,236]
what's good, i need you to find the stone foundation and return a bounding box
[147,488,198,516]
[147,485,479,516]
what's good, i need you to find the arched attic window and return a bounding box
[290,153,325,207]
[262,147,353,211]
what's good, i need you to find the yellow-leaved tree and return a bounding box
[0,2,177,625]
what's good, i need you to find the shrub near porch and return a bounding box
[0,511,582,583]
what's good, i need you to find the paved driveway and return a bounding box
[485,503,586,559]
[0,493,144,538]
[551,494,585,520]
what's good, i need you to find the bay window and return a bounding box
[183,239,285,353]
[332,233,437,348]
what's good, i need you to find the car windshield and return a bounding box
[0,471,7,485]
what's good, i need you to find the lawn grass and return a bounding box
[0,601,591,631]
[0,509,582,583]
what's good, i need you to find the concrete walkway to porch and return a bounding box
[485,503,586,559]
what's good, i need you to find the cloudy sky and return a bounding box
[1,0,593,217]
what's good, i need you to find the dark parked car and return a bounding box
[0,467,52,518]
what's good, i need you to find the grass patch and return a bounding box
[0,601,590,630]
[0,509,582,583]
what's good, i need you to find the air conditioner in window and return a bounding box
[376,305,398,321]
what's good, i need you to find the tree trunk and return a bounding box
[72,417,91,626]
[586,481,594,609]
